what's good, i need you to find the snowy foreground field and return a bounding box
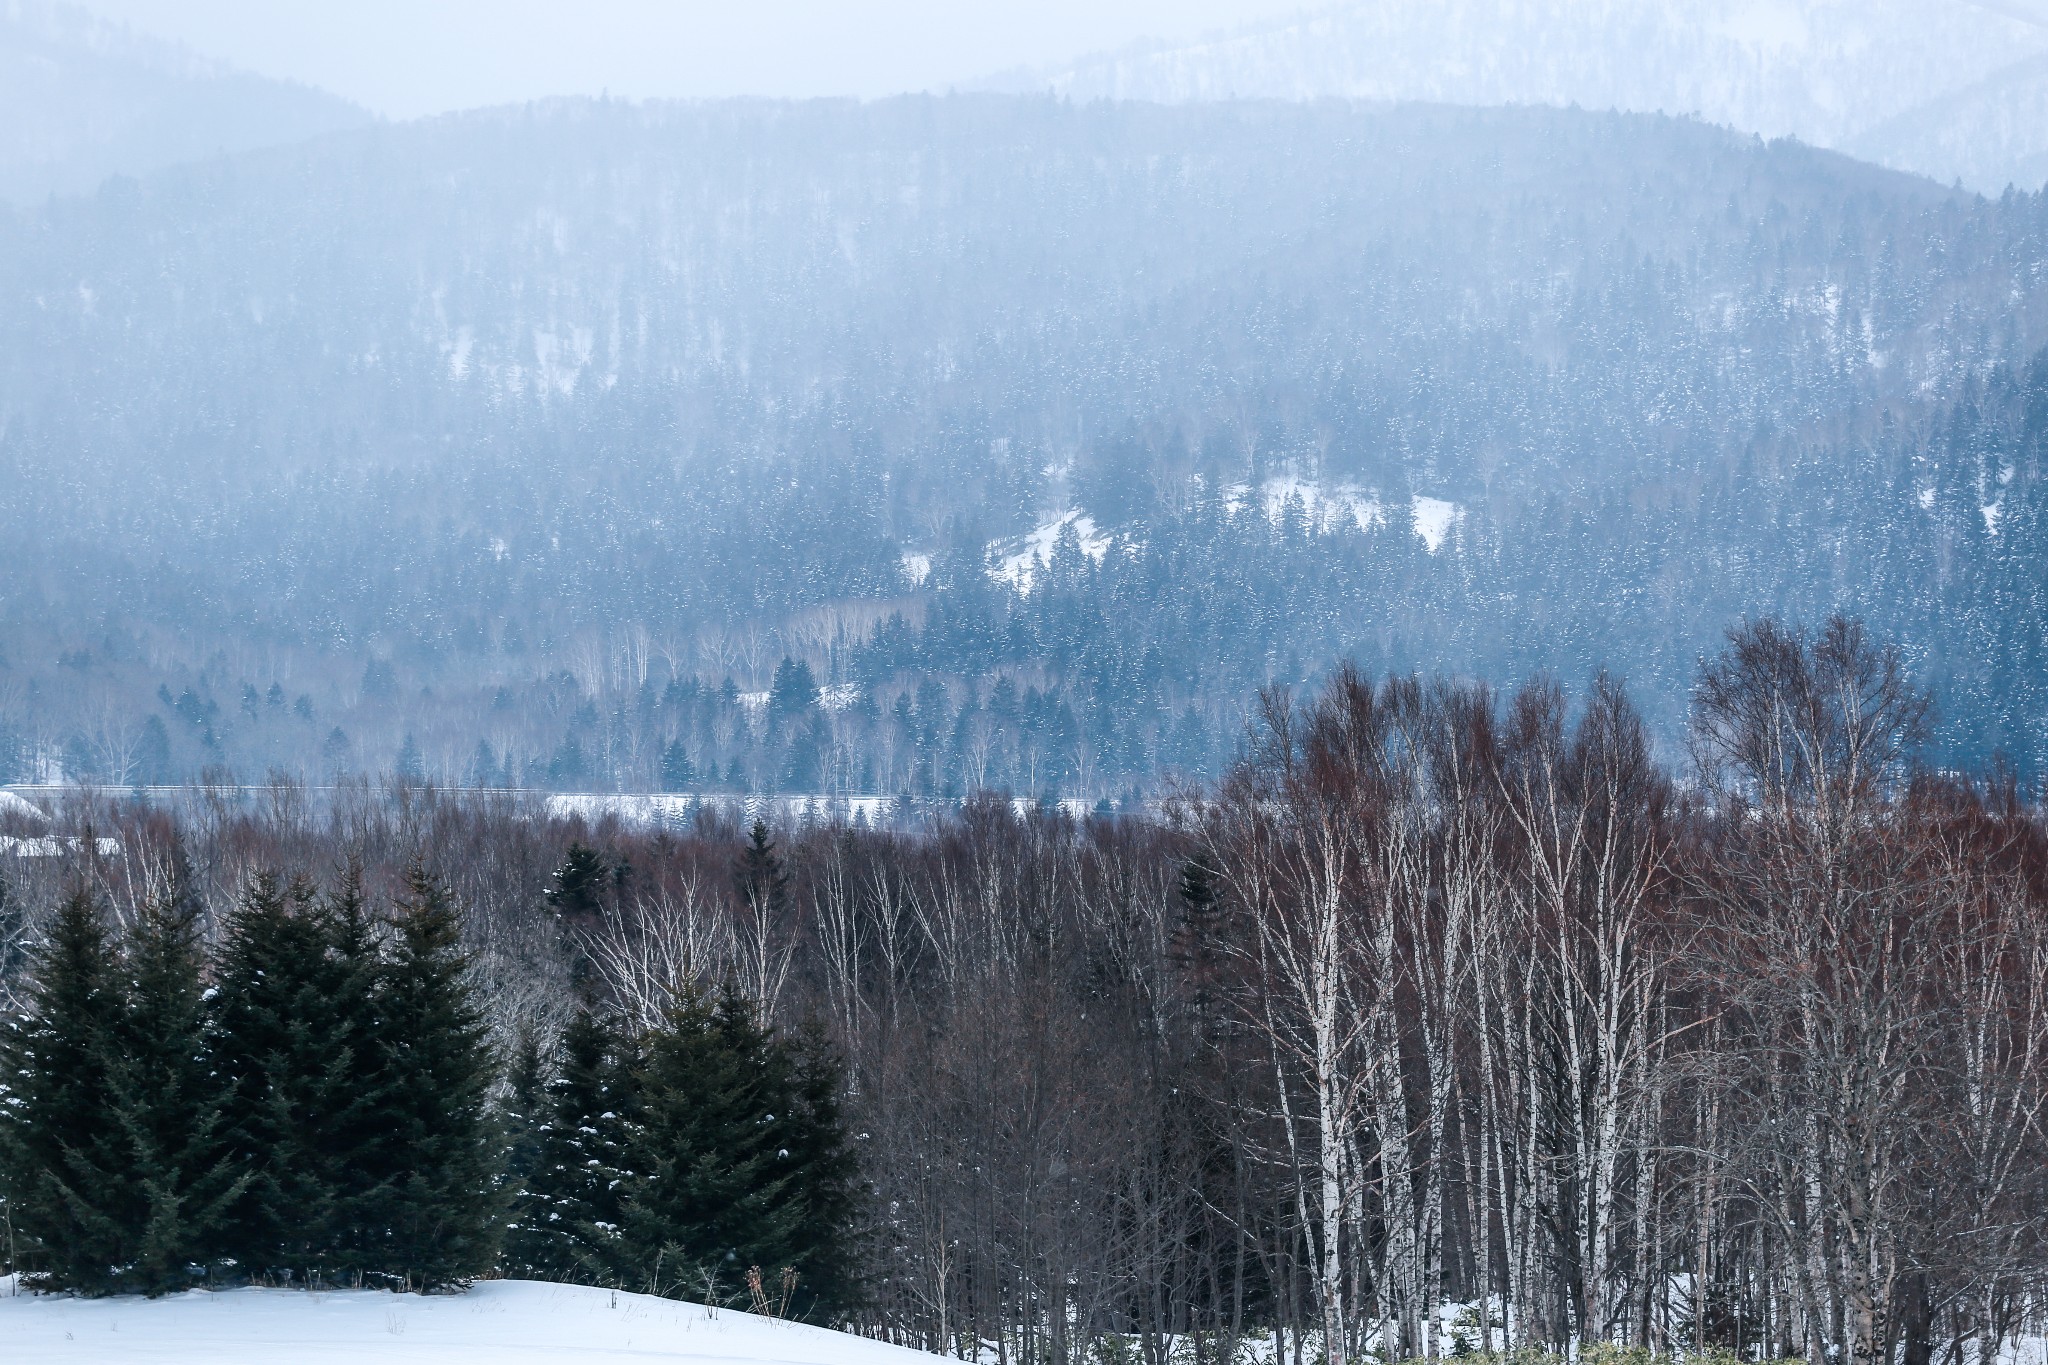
[0,1277,937,1365]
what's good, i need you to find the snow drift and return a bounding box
[0,1277,939,1365]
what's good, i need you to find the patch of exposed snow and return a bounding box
[548,792,903,829]
[1229,476,1387,532]
[446,326,474,380]
[819,683,862,712]
[1917,487,1936,511]
[1412,496,1463,552]
[1011,796,1096,820]
[990,511,1111,592]
[532,326,593,398]
[541,791,1114,831]
[1983,502,2003,536]
[1219,477,1459,550]
[0,790,50,826]
[0,835,122,858]
[900,551,932,586]
[738,690,771,714]
[0,1277,945,1365]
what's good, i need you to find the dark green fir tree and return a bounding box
[501,1023,549,1210]
[545,841,618,927]
[659,740,695,792]
[371,863,504,1290]
[320,870,403,1278]
[733,822,790,925]
[0,886,131,1292]
[619,984,859,1320]
[774,1019,863,1319]
[505,1008,642,1284]
[108,853,245,1293]
[212,871,386,1283]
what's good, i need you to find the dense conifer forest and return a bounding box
[4,620,2044,1364]
[3,98,2048,793]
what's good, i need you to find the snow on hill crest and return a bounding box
[0,0,371,203]
[991,0,2048,193]
[0,1275,940,1365]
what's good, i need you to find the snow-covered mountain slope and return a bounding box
[0,0,370,203]
[996,0,2048,192]
[0,1277,936,1365]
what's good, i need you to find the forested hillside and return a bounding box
[2,96,2046,796]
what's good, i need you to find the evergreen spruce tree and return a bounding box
[545,841,615,927]
[371,863,504,1289]
[619,983,859,1319]
[779,713,829,792]
[659,740,695,792]
[0,887,132,1292]
[766,657,820,726]
[734,822,790,925]
[774,1019,862,1318]
[395,734,426,784]
[505,1008,641,1283]
[501,1023,548,1211]
[109,853,245,1293]
[212,871,386,1284]
[319,870,401,1280]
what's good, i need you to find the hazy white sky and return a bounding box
[82,0,1316,118]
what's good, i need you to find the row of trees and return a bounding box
[1,618,2043,1365]
[1201,619,2048,1365]
[505,983,859,1316]
[0,865,498,1292]
[0,848,860,1309]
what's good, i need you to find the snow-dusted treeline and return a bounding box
[1,619,2044,1362]
[6,97,2048,795]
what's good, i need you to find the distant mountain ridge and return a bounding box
[988,0,2048,193]
[0,0,371,203]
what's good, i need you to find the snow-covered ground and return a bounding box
[541,791,1098,830]
[0,1277,939,1365]
[989,511,1112,591]
[1411,496,1463,552]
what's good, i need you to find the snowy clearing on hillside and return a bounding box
[1411,496,1463,552]
[990,486,1464,591]
[1227,476,1387,532]
[989,511,1111,591]
[1226,479,1463,551]
[0,1277,940,1365]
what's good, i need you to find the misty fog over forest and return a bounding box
[4,4,2048,1365]
[0,0,2045,799]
